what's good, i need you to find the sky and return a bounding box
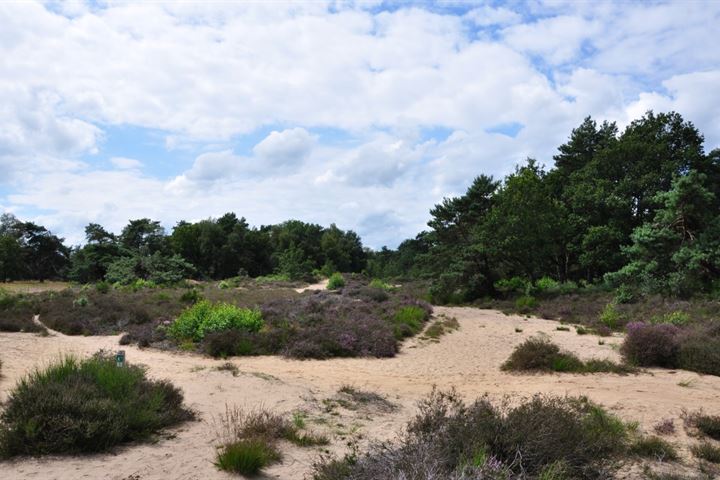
[1,1,719,249]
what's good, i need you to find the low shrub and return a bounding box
[653,419,676,435]
[535,276,560,293]
[630,435,679,461]
[312,390,631,479]
[599,303,621,329]
[691,442,720,463]
[215,405,326,475]
[503,337,634,374]
[327,273,345,290]
[677,327,720,376]
[95,281,111,294]
[369,279,393,291]
[684,412,720,440]
[180,288,202,304]
[652,311,691,326]
[621,322,680,368]
[392,305,428,339]
[494,276,529,295]
[216,438,280,475]
[168,300,263,341]
[0,353,193,457]
[515,295,538,313]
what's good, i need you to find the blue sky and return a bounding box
[1,1,719,248]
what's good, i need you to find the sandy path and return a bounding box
[294,279,329,293]
[1,307,719,479]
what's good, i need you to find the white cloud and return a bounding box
[253,128,315,167]
[110,157,142,170]
[0,1,719,248]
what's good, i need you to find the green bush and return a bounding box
[392,306,427,339]
[503,337,634,374]
[614,284,636,304]
[494,276,529,294]
[95,281,111,294]
[651,311,691,326]
[515,295,538,313]
[216,439,280,475]
[327,272,345,290]
[0,353,192,457]
[168,301,264,341]
[218,280,231,290]
[73,296,89,308]
[369,279,393,291]
[599,303,621,329]
[535,276,560,293]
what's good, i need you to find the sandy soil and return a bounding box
[294,279,329,293]
[1,307,719,479]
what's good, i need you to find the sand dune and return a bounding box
[1,307,718,479]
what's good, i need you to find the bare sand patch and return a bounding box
[1,307,718,479]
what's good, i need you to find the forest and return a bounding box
[2,111,719,304]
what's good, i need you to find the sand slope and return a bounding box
[1,307,719,479]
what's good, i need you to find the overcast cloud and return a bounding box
[1,1,719,248]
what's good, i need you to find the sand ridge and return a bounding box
[1,307,719,479]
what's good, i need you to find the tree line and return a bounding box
[3,110,718,299]
[368,111,720,301]
[0,213,366,283]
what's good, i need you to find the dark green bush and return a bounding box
[503,337,633,374]
[621,322,680,368]
[685,412,720,440]
[0,353,193,457]
[95,281,111,294]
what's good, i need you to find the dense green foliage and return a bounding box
[370,111,720,302]
[0,353,192,457]
[168,301,264,341]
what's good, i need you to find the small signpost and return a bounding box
[116,350,126,368]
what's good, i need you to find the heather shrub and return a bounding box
[621,322,680,367]
[691,442,720,463]
[677,327,720,376]
[168,300,263,341]
[630,436,679,461]
[0,353,193,457]
[180,288,202,304]
[685,412,720,440]
[313,390,630,479]
[327,272,345,290]
[503,337,633,374]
